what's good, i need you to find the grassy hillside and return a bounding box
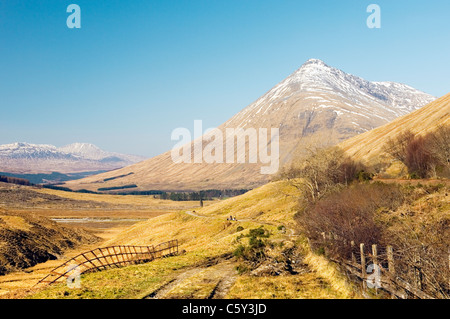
[0,210,99,276]
[29,180,359,299]
[340,93,449,166]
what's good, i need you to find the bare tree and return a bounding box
[281,146,362,203]
[384,126,450,178]
[405,135,435,178]
[426,125,450,175]
[384,130,415,163]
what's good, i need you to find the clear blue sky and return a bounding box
[0,0,449,157]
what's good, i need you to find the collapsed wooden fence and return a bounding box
[336,242,435,299]
[313,233,449,299]
[34,240,178,288]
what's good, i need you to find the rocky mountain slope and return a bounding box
[63,59,435,192]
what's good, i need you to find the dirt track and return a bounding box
[143,254,238,299]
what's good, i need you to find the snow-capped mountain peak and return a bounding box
[0,142,66,159]
[231,58,435,129]
[59,143,145,163]
[287,59,434,109]
[59,143,108,160]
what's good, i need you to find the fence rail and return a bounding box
[33,240,178,288]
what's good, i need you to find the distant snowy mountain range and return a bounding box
[0,142,146,174]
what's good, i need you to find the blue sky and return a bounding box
[0,0,449,157]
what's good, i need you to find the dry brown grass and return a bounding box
[198,180,301,226]
[34,187,210,209]
[4,180,361,299]
[340,93,450,167]
[227,273,351,299]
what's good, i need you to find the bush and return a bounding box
[405,135,434,178]
[297,183,405,259]
[233,227,271,264]
[235,264,250,275]
[233,244,246,259]
[248,226,270,238]
[384,126,450,178]
[298,181,450,298]
[357,170,373,182]
[280,147,366,203]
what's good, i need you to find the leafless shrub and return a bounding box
[405,135,435,178]
[425,125,450,177]
[384,130,415,163]
[280,146,366,203]
[383,197,450,299]
[384,126,450,178]
[297,183,405,259]
[298,181,449,298]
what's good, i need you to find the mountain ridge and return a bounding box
[0,142,146,174]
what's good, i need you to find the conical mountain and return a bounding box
[64,59,435,192]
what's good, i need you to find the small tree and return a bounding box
[426,125,450,176]
[281,147,363,203]
[384,130,415,163]
[384,126,450,178]
[405,135,435,178]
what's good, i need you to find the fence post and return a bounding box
[386,245,397,298]
[387,246,395,275]
[351,241,356,265]
[360,243,366,288]
[372,244,378,267]
[372,244,379,293]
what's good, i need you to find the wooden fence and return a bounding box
[34,240,178,288]
[314,234,449,299]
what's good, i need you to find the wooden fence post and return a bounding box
[387,245,395,275]
[372,244,379,293]
[351,241,356,265]
[360,244,366,288]
[372,244,378,267]
[386,245,397,298]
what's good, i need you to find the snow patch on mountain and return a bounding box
[231,59,435,128]
[59,143,144,163]
[0,142,146,174]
